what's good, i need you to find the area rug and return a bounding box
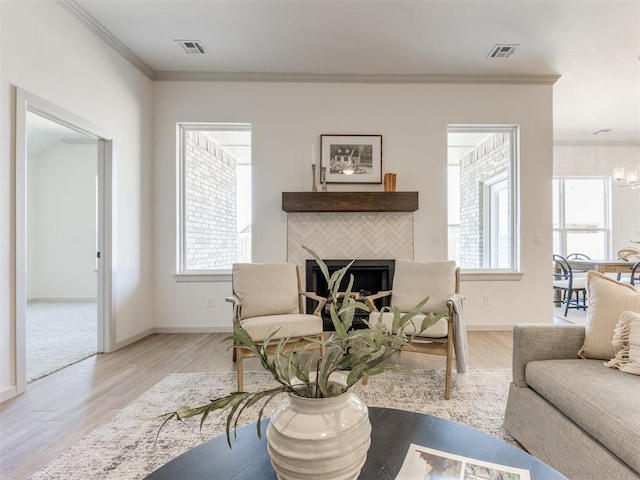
[29,369,516,480]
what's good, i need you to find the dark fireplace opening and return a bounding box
[305,259,395,330]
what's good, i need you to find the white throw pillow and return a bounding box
[579,271,640,360]
[605,310,640,375]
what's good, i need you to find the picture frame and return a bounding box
[320,134,382,184]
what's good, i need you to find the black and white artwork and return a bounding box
[320,134,382,184]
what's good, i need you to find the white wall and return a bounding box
[0,2,153,399]
[27,142,97,300]
[554,144,640,253]
[153,81,554,332]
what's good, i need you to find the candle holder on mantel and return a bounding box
[321,167,327,192]
[311,164,318,192]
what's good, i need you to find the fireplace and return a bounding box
[305,259,395,330]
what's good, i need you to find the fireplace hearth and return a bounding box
[305,259,395,330]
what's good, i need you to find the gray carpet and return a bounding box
[29,369,516,480]
[26,300,97,382]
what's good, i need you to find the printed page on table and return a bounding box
[395,443,531,480]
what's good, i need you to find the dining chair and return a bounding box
[617,247,640,282]
[553,254,587,317]
[566,252,591,279]
[226,263,326,391]
[617,260,640,286]
[364,260,462,400]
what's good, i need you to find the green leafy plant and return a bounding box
[153,247,445,447]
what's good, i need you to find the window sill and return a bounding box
[174,271,232,282]
[461,270,524,281]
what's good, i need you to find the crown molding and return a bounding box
[55,0,155,80]
[154,71,561,85]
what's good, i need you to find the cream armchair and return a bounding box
[226,263,325,391]
[364,260,463,400]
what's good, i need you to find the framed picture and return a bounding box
[320,134,382,184]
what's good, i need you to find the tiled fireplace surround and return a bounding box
[286,212,415,282]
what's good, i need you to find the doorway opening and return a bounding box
[25,112,99,382]
[13,88,113,397]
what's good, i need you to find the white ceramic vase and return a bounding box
[266,391,372,480]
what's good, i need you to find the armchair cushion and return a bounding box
[369,311,448,338]
[392,260,457,314]
[232,263,300,319]
[240,313,323,342]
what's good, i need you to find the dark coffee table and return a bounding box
[146,407,567,479]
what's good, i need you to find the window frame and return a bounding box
[483,172,510,268]
[175,122,251,282]
[448,125,521,278]
[552,176,611,258]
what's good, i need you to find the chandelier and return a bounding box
[613,167,640,189]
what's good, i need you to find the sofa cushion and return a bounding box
[605,310,640,375]
[579,271,640,360]
[526,359,640,473]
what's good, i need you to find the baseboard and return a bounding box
[113,328,155,351]
[0,385,18,403]
[153,326,232,334]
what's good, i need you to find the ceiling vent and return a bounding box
[488,44,519,58]
[175,40,207,55]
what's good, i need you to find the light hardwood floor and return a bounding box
[0,331,512,480]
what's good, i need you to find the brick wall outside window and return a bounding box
[184,131,237,269]
[459,133,511,268]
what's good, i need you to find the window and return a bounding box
[447,126,519,271]
[178,123,251,274]
[553,177,610,258]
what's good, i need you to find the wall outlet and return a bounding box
[206,296,214,307]
[433,233,441,245]
[483,294,490,306]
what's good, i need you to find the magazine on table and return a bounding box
[395,443,531,480]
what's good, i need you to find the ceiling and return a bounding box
[64,0,639,144]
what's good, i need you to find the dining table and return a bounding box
[566,258,636,275]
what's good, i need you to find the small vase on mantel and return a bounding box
[266,391,372,480]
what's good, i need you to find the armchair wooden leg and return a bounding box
[444,333,454,400]
[444,353,452,400]
[237,356,244,392]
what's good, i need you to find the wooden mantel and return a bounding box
[282,191,419,213]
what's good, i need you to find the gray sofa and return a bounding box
[503,324,640,480]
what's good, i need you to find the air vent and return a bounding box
[488,44,519,58]
[175,40,207,55]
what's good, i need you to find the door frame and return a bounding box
[14,87,114,395]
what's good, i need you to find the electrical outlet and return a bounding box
[483,294,490,306]
[206,296,214,307]
[433,233,441,245]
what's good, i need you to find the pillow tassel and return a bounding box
[604,311,640,375]
[604,315,631,369]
